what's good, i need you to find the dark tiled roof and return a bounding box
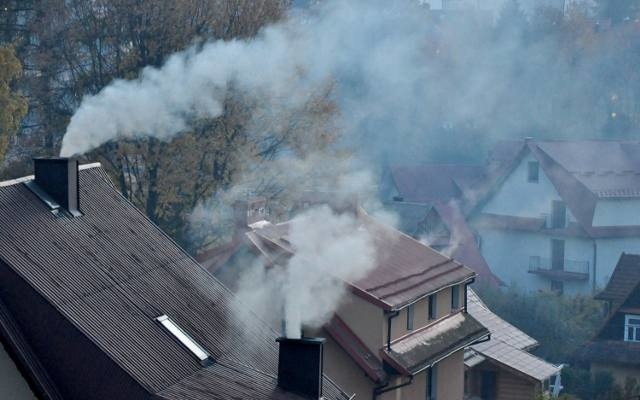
[250,210,476,310]
[595,253,640,303]
[0,165,347,400]
[324,315,387,383]
[578,340,640,366]
[389,164,484,204]
[382,311,488,375]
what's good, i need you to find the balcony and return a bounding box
[528,256,590,281]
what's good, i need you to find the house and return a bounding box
[199,196,491,400]
[380,164,501,286]
[465,288,563,399]
[579,253,640,387]
[0,158,349,400]
[467,139,640,296]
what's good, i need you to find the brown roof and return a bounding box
[595,253,640,303]
[390,164,484,204]
[250,210,477,310]
[0,165,347,400]
[381,311,488,375]
[433,202,501,286]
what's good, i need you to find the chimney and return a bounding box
[33,158,81,216]
[276,337,325,399]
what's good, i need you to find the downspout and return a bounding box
[592,240,597,294]
[386,310,400,351]
[464,278,475,312]
[372,376,414,400]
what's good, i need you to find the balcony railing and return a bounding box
[528,256,590,281]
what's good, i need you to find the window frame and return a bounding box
[624,314,640,342]
[406,304,415,330]
[527,161,539,183]
[155,315,213,365]
[451,285,460,310]
[428,294,437,321]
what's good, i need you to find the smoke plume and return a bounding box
[233,205,376,338]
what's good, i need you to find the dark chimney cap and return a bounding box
[276,337,326,399]
[31,158,81,217]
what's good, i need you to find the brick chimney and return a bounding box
[276,337,325,399]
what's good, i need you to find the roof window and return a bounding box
[155,315,213,366]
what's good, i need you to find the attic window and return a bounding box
[155,315,213,365]
[528,161,539,183]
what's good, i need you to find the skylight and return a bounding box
[155,315,213,365]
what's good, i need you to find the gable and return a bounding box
[480,151,576,223]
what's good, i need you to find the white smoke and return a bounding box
[233,205,376,338]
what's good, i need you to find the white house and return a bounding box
[469,139,640,295]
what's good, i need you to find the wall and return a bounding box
[337,291,385,354]
[0,342,36,400]
[437,349,465,400]
[592,362,640,389]
[475,227,593,295]
[593,199,640,227]
[482,152,576,223]
[318,334,374,399]
[595,237,640,289]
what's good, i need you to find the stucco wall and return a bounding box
[437,349,465,400]
[319,334,374,399]
[593,199,640,226]
[475,228,593,295]
[337,291,385,354]
[0,342,36,400]
[482,153,576,223]
[595,237,640,289]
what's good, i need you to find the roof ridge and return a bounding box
[0,162,102,187]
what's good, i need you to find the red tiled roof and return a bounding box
[432,202,501,286]
[250,210,476,310]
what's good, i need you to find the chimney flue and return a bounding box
[33,158,81,217]
[276,337,325,399]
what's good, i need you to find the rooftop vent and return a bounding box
[276,337,325,399]
[29,158,81,217]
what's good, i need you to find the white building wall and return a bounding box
[593,199,640,227]
[482,153,577,223]
[477,228,593,295]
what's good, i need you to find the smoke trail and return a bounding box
[233,205,377,338]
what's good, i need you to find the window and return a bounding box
[451,285,460,310]
[407,304,414,330]
[551,201,566,228]
[528,161,539,182]
[428,294,437,320]
[155,315,213,365]
[427,365,438,400]
[624,314,640,342]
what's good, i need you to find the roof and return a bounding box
[324,315,387,383]
[465,289,561,382]
[466,289,536,351]
[432,202,501,286]
[382,311,489,375]
[595,253,640,304]
[389,164,484,204]
[472,139,640,237]
[578,340,640,367]
[0,164,347,400]
[249,210,476,310]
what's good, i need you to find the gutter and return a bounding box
[412,331,491,375]
[372,376,413,400]
[385,310,400,351]
[592,240,597,294]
